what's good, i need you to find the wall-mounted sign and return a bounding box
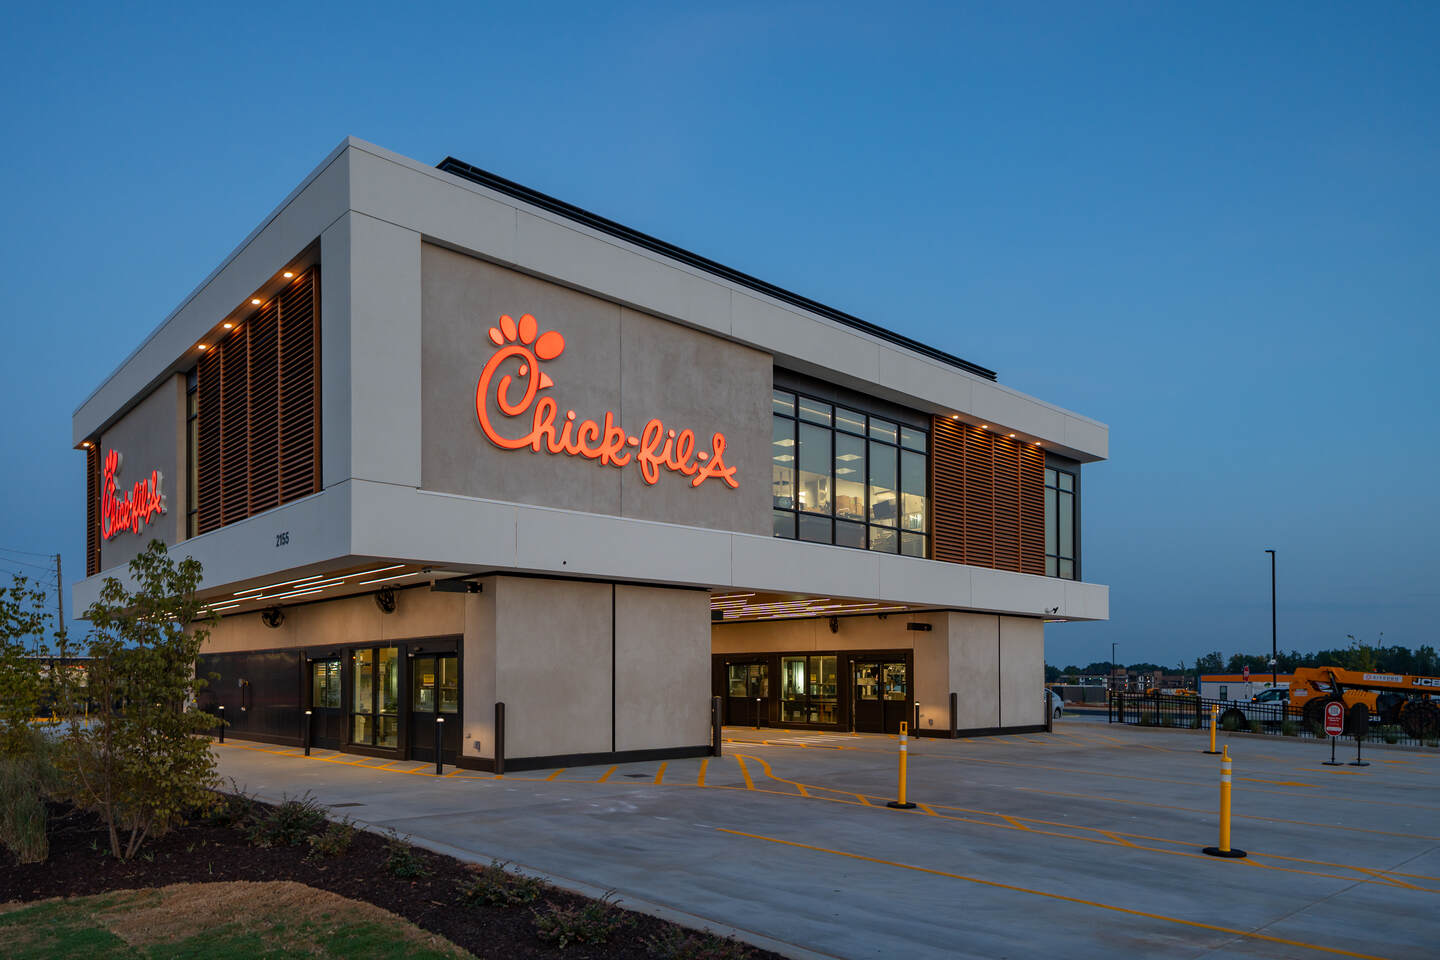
[101,449,167,539]
[474,314,738,489]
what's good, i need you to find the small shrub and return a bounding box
[1384,728,1399,745]
[646,926,754,959]
[246,792,327,848]
[1281,721,1298,737]
[1248,720,1262,734]
[533,891,633,949]
[462,860,544,906]
[307,818,357,858]
[205,781,258,828]
[384,831,430,878]
[0,757,49,863]
[1220,714,1241,732]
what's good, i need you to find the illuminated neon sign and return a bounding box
[474,313,738,489]
[100,449,167,539]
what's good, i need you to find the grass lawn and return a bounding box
[0,880,475,959]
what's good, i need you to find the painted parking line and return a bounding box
[717,829,1397,960]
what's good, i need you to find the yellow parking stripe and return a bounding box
[735,755,755,791]
[717,829,1395,960]
[697,758,709,787]
[596,765,618,783]
[654,762,667,785]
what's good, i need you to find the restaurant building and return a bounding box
[72,138,1109,770]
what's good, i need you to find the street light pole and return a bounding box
[1111,642,1119,694]
[1265,549,1277,691]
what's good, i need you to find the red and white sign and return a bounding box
[1242,665,1249,681]
[1323,701,1345,737]
[473,313,739,489]
[100,449,167,539]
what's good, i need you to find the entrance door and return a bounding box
[725,662,769,726]
[308,659,343,749]
[852,660,909,734]
[409,654,460,763]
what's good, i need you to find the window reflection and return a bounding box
[1045,466,1078,579]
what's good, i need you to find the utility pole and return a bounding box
[1265,549,1276,691]
[54,553,64,639]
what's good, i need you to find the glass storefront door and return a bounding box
[408,653,459,763]
[308,658,343,749]
[725,662,769,726]
[852,660,908,734]
[781,656,838,725]
[351,646,399,749]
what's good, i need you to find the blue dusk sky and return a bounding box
[0,2,1434,669]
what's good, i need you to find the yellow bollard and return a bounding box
[1202,746,1247,858]
[1203,704,1221,754]
[886,721,917,809]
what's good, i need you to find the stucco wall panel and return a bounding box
[494,577,612,759]
[614,585,710,751]
[947,612,1001,729]
[999,616,1044,727]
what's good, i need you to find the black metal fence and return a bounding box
[1108,693,1439,748]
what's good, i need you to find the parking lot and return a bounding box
[214,721,1440,959]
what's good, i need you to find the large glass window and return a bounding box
[1045,467,1078,579]
[771,387,927,556]
[728,663,769,698]
[351,645,399,748]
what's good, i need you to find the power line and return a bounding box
[0,545,57,559]
[0,555,57,574]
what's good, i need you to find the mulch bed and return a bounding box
[1,801,779,960]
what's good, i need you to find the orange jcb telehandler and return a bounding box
[1286,666,1440,739]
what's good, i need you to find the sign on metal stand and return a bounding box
[1322,701,1344,766]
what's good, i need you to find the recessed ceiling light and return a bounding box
[1008,433,1016,438]
[223,322,233,329]
[251,298,262,305]
[197,344,208,351]
[979,424,989,430]
[81,441,92,448]
[951,414,959,419]
[283,271,294,278]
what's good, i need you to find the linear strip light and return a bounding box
[357,570,423,587]
[260,586,326,602]
[710,593,757,601]
[234,573,326,597]
[232,564,408,601]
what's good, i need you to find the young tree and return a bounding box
[64,540,218,860]
[0,575,50,758]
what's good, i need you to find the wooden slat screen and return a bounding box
[196,346,224,533]
[195,268,320,534]
[85,444,100,575]
[930,417,1047,575]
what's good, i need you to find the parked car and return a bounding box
[1045,689,1064,719]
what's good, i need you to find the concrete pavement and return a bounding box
[214,720,1440,959]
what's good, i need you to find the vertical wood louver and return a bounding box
[85,444,100,575]
[930,417,1047,575]
[195,268,320,534]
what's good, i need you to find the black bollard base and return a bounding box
[886,801,917,809]
[1203,750,1222,755]
[1202,847,1247,859]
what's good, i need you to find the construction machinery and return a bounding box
[1286,667,1440,739]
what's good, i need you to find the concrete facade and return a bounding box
[72,136,1108,765]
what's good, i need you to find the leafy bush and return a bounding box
[462,860,545,906]
[1220,713,1242,732]
[204,782,258,828]
[246,793,328,848]
[1248,720,1262,734]
[646,927,754,959]
[532,891,633,949]
[1383,728,1399,745]
[384,831,430,878]
[307,818,357,858]
[1281,721,1298,737]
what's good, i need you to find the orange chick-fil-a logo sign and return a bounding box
[474,313,739,489]
[100,449,167,539]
